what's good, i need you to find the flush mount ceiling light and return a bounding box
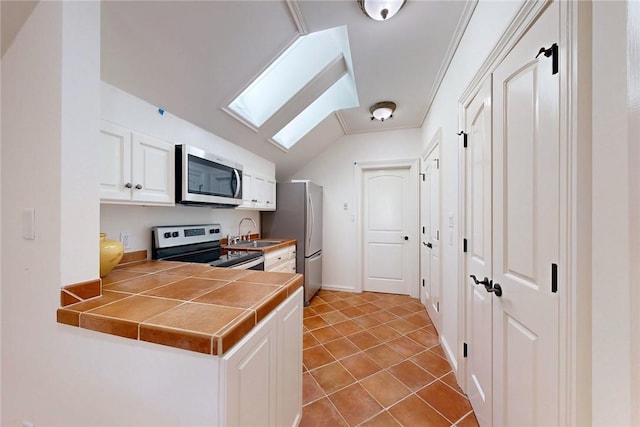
[370,101,396,121]
[357,0,406,21]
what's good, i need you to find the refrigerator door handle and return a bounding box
[308,192,314,248]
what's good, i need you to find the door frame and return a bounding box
[456,1,584,424]
[354,159,420,297]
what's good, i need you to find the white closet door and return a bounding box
[464,77,493,427]
[492,2,560,426]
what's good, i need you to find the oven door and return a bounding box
[229,256,265,271]
[176,145,243,206]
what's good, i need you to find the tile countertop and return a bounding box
[57,261,303,356]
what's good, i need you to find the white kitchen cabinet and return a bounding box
[99,121,175,205]
[221,287,303,427]
[221,311,278,427]
[237,170,276,211]
[265,244,296,273]
[264,177,276,209]
[276,286,303,427]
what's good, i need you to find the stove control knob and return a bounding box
[172,231,179,238]
[164,232,171,238]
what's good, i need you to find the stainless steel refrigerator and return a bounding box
[261,181,322,305]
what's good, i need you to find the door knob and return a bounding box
[135,184,143,190]
[426,242,433,248]
[125,182,132,188]
[404,236,409,241]
[486,282,503,297]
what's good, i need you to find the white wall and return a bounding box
[591,1,635,425]
[100,204,259,254]
[102,82,274,178]
[628,3,640,424]
[292,128,422,291]
[0,2,4,422]
[0,3,226,425]
[418,0,523,370]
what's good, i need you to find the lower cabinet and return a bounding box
[220,286,303,427]
[265,244,297,273]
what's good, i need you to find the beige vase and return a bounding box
[100,233,124,277]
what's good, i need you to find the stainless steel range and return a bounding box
[151,224,264,270]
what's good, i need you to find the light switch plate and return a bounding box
[22,208,35,240]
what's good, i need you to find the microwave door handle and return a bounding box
[232,169,241,198]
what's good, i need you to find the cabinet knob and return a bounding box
[125,182,132,189]
[135,184,143,190]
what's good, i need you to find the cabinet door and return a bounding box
[222,312,277,427]
[277,287,303,427]
[238,171,254,208]
[99,122,132,201]
[253,175,266,207]
[131,133,175,204]
[265,247,289,271]
[264,178,276,210]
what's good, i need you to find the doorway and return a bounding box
[355,160,419,297]
[420,136,441,330]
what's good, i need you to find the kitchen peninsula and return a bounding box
[57,260,303,426]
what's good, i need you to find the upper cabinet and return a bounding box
[99,121,175,205]
[238,170,276,211]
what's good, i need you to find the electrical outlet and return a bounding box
[120,231,131,250]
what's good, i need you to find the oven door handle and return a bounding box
[230,256,265,270]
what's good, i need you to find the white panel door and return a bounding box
[464,77,493,427]
[420,161,429,306]
[421,148,440,327]
[99,121,131,201]
[492,2,560,425]
[363,168,411,295]
[131,132,175,204]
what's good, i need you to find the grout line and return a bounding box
[303,290,475,426]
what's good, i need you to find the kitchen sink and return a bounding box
[231,240,282,248]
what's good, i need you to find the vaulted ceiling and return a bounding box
[2,1,476,180]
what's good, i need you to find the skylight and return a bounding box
[227,26,359,150]
[272,74,358,149]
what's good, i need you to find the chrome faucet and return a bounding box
[238,217,257,240]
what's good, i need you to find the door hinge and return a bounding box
[436,230,439,240]
[434,158,440,169]
[463,342,468,358]
[422,278,425,288]
[420,172,425,181]
[551,263,558,293]
[436,301,440,312]
[535,43,558,75]
[422,226,425,234]
[463,238,468,253]
[457,131,468,148]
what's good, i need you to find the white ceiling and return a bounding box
[3,1,476,181]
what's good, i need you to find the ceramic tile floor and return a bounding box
[301,289,479,427]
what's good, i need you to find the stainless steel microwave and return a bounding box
[175,144,243,207]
